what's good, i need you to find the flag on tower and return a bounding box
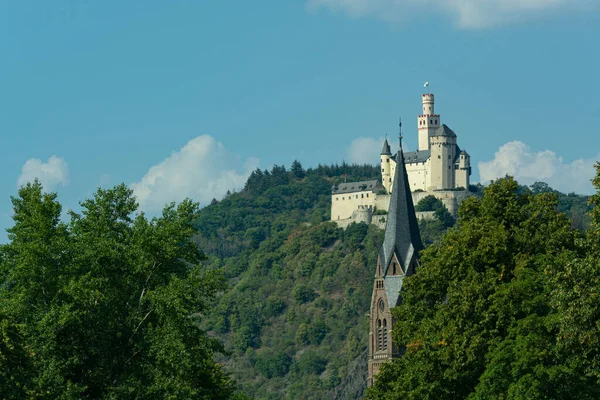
[423,81,429,87]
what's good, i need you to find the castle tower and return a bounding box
[380,138,392,193]
[429,124,457,190]
[417,94,440,151]
[455,150,471,189]
[368,138,424,387]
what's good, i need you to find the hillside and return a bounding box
[192,162,593,399]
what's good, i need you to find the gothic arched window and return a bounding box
[377,319,383,351]
[383,319,388,350]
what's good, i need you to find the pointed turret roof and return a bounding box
[381,139,391,155]
[379,141,423,275]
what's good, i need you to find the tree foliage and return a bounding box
[366,174,600,399]
[194,161,593,399]
[2,158,593,399]
[0,181,236,399]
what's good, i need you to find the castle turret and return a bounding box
[455,150,471,189]
[380,138,392,193]
[368,137,423,387]
[429,124,457,190]
[417,94,440,151]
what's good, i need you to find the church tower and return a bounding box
[417,94,440,151]
[368,138,424,387]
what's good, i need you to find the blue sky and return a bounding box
[1,1,599,240]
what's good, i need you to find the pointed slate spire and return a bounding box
[379,136,423,275]
[381,137,391,156]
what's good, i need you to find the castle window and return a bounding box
[366,193,369,198]
[430,120,432,124]
[392,263,396,275]
[383,319,388,350]
[438,155,441,159]
[361,194,364,198]
[435,119,438,124]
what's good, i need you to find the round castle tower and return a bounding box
[380,138,392,193]
[352,205,373,224]
[417,94,440,151]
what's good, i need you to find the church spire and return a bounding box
[398,117,403,149]
[378,137,423,277]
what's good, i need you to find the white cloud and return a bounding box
[347,136,386,164]
[131,135,259,213]
[307,0,593,29]
[17,155,69,191]
[478,141,599,194]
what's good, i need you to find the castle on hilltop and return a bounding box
[331,92,472,227]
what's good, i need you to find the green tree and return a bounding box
[292,284,317,304]
[0,181,236,399]
[0,313,32,399]
[415,195,455,228]
[366,176,589,399]
[291,160,306,179]
[414,195,439,212]
[253,350,292,378]
[293,351,327,375]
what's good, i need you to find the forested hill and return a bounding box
[193,162,382,399]
[0,163,592,399]
[192,162,593,399]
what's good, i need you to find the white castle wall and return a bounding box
[405,159,429,191]
[335,210,436,229]
[331,190,380,221]
[332,190,470,229]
